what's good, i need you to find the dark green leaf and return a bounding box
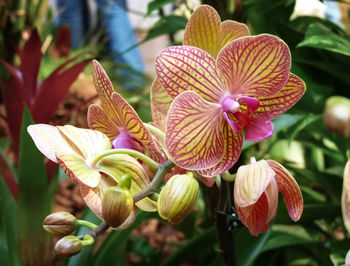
[234,227,270,266]
[146,0,178,16]
[297,23,350,56]
[142,15,187,43]
[17,107,52,265]
[0,170,20,266]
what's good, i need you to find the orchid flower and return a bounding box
[234,157,303,236]
[27,124,157,222]
[154,27,305,177]
[88,60,164,163]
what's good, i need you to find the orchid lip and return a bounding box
[221,95,240,113]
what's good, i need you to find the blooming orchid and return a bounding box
[88,60,163,163]
[153,6,306,177]
[27,124,157,224]
[234,158,303,236]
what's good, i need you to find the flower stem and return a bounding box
[216,177,235,266]
[133,159,175,203]
[81,234,95,246]
[91,148,160,172]
[143,123,165,140]
[76,220,99,230]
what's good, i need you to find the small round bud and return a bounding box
[43,211,77,235]
[323,96,350,137]
[158,172,199,225]
[102,186,134,227]
[55,235,82,257]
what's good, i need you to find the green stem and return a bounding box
[76,220,98,230]
[81,234,95,246]
[144,123,165,140]
[133,159,175,203]
[91,149,160,172]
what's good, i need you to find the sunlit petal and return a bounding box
[58,125,112,160]
[156,45,225,103]
[57,153,101,188]
[234,160,275,207]
[88,104,120,140]
[150,78,173,116]
[267,160,303,221]
[342,161,350,234]
[197,121,243,177]
[183,5,250,59]
[27,124,73,163]
[217,34,291,97]
[255,73,306,119]
[165,91,224,170]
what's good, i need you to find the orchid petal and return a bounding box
[234,160,275,207]
[165,91,224,170]
[151,102,167,133]
[244,113,274,142]
[96,154,157,211]
[27,124,74,163]
[113,206,137,230]
[241,96,260,112]
[111,93,163,162]
[150,78,173,116]
[80,174,118,219]
[197,121,243,177]
[183,5,250,59]
[156,45,225,103]
[265,177,279,223]
[255,73,306,119]
[217,34,291,97]
[235,193,270,236]
[197,175,215,187]
[57,153,100,188]
[88,104,120,140]
[267,160,303,221]
[58,125,112,160]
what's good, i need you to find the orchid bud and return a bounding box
[323,96,350,137]
[43,211,77,235]
[102,185,133,227]
[55,235,82,257]
[158,172,199,225]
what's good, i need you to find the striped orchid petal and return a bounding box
[111,93,163,162]
[96,154,157,211]
[197,121,243,177]
[151,78,173,116]
[255,74,306,119]
[217,34,291,97]
[234,159,276,207]
[151,102,167,133]
[166,91,224,170]
[267,160,303,221]
[88,104,120,140]
[183,5,250,59]
[27,124,73,163]
[156,45,225,103]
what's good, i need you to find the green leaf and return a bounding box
[288,114,322,140]
[297,23,350,56]
[92,211,157,266]
[234,227,270,266]
[161,225,217,266]
[261,225,322,252]
[146,0,178,16]
[17,107,52,265]
[142,15,187,43]
[0,171,20,266]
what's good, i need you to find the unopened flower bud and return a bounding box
[102,186,133,227]
[158,172,199,225]
[55,235,82,257]
[323,96,350,137]
[43,211,77,235]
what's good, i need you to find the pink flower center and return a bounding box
[112,129,144,153]
[221,95,241,113]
